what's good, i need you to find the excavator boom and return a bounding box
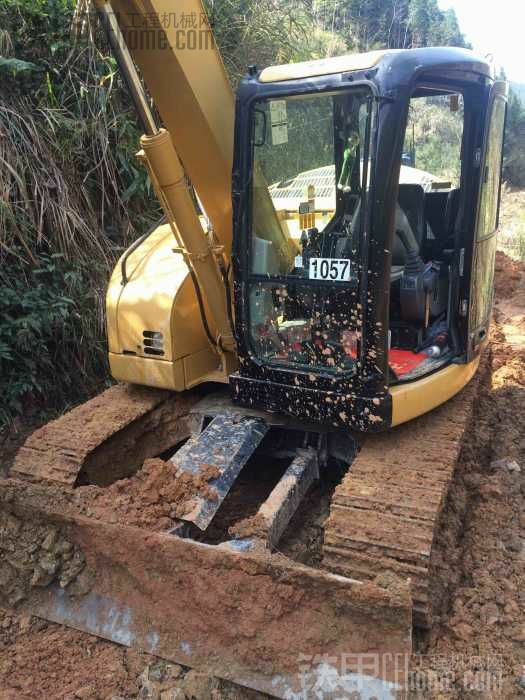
[102,0,235,251]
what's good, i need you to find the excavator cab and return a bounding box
[230,49,507,431]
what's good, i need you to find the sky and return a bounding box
[438,0,525,83]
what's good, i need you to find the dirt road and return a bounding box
[409,251,525,698]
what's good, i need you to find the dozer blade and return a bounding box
[0,478,412,699]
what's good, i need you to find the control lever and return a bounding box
[396,228,424,275]
[397,229,438,328]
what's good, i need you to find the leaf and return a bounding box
[0,57,39,76]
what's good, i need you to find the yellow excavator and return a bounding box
[1,0,507,696]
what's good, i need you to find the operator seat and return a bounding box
[335,184,426,280]
[392,184,426,266]
[392,206,420,265]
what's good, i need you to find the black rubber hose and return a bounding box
[187,265,217,350]
[219,260,235,337]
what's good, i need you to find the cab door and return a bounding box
[468,81,507,358]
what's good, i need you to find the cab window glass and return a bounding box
[251,91,372,277]
[402,93,464,188]
[477,96,506,238]
[469,93,506,339]
[247,89,373,375]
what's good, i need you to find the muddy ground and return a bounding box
[411,250,525,698]
[0,247,524,695]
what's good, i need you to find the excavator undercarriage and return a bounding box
[0,353,486,697]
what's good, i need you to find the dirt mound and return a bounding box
[72,458,221,531]
[0,512,90,610]
[494,250,524,298]
[0,606,263,699]
[228,512,268,540]
[0,607,154,700]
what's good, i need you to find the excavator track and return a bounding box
[11,384,197,487]
[322,359,486,628]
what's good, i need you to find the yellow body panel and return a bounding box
[107,224,208,359]
[390,356,480,427]
[139,129,236,353]
[106,223,233,391]
[259,50,386,83]
[109,352,186,390]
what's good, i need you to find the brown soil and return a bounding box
[0,251,523,698]
[0,611,258,699]
[411,253,525,698]
[0,611,151,700]
[71,458,221,531]
[494,249,523,299]
[228,512,269,540]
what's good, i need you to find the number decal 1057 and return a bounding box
[309,258,352,282]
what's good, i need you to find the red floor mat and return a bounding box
[389,348,428,376]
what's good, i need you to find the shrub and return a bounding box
[0,254,108,424]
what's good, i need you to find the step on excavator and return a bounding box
[1,0,507,696]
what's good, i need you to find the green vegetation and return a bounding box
[206,0,468,83]
[404,94,464,185]
[515,213,525,262]
[310,0,467,52]
[0,254,106,423]
[510,82,525,104]
[0,0,160,426]
[499,190,525,262]
[503,90,525,187]
[502,208,525,263]
[0,0,522,428]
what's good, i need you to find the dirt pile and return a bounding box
[0,610,265,700]
[133,661,264,700]
[494,249,523,298]
[228,512,269,540]
[0,608,153,700]
[73,459,221,531]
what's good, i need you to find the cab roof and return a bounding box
[258,47,492,83]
